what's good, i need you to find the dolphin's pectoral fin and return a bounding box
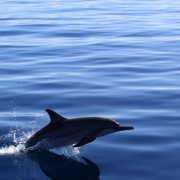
[45,109,66,123]
[73,137,96,147]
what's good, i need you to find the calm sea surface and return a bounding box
[0,0,180,179]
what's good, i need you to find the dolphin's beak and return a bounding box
[118,126,134,131]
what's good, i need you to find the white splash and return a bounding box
[0,129,33,155]
[0,144,24,155]
[59,146,81,157]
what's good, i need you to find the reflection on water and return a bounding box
[0,142,100,180]
[28,150,100,180]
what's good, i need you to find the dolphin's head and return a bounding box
[97,118,133,137]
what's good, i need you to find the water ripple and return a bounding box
[1,0,180,179]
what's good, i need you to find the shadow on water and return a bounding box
[27,150,100,180]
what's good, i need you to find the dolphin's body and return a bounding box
[25,109,133,149]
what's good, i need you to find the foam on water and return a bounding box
[58,146,81,157]
[0,145,24,155]
[0,129,33,155]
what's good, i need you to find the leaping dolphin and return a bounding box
[25,109,133,149]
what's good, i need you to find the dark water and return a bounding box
[1,0,180,179]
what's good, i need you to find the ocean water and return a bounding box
[0,0,180,179]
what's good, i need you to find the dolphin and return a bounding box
[25,109,133,149]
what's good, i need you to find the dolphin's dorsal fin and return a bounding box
[45,109,66,123]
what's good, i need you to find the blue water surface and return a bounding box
[0,0,180,179]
